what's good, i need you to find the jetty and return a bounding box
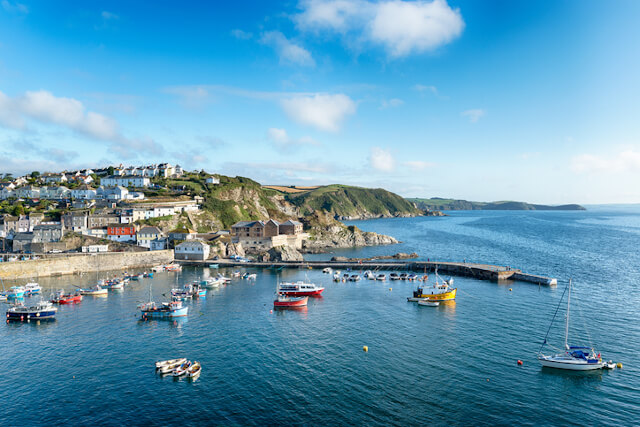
[177,259,557,286]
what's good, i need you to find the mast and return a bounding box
[565,279,571,350]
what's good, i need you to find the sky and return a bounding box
[1,0,640,204]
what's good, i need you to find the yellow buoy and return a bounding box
[389,288,392,291]
[363,345,369,352]
[617,362,623,369]
[509,288,512,291]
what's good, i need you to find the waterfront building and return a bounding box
[231,219,308,252]
[107,225,136,242]
[137,226,167,250]
[175,240,210,260]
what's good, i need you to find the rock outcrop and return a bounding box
[226,242,245,257]
[302,224,398,252]
[263,245,304,262]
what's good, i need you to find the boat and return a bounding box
[156,357,187,370]
[6,300,58,321]
[172,360,192,377]
[79,285,108,296]
[537,279,605,371]
[417,299,440,307]
[143,271,154,278]
[191,283,207,298]
[602,360,617,370]
[363,271,375,280]
[216,274,232,284]
[408,269,457,302]
[407,274,418,281]
[399,273,408,280]
[140,299,189,319]
[389,273,400,281]
[349,274,361,282]
[231,271,241,278]
[0,293,6,302]
[6,286,26,299]
[245,273,257,280]
[209,264,219,269]
[105,279,125,290]
[24,282,42,295]
[187,361,202,379]
[158,359,187,374]
[202,277,223,288]
[165,263,182,272]
[277,281,324,297]
[151,265,165,272]
[51,289,82,304]
[323,267,333,274]
[376,273,386,281]
[274,294,309,307]
[333,273,342,282]
[171,284,193,300]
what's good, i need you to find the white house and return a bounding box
[16,186,40,199]
[0,187,14,199]
[205,176,220,185]
[137,226,167,250]
[71,186,97,200]
[101,175,150,188]
[44,174,67,184]
[175,240,210,260]
[98,185,129,200]
[153,206,175,217]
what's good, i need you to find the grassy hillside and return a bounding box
[285,184,422,218]
[408,197,586,211]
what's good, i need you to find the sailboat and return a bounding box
[537,279,604,370]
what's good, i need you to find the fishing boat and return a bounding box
[376,273,387,281]
[140,299,189,319]
[231,271,241,278]
[274,294,309,307]
[202,277,223,288]
[79,285,108,296]
[216,274,232,284]
[6,300,58,321]
[170,284,193,300]
[165,263,182,272]
[172,361,192,377]
[105,279,125,290]
[408,269,457,302]
[187,361,202,379]
[143,271,154,278]
[6,286,26,299]
[323,267,332,274]
[24,282,42,295]
[156,357,187,370]
[209,264,219,269]
[51,289,82,304]
[277,281,324,296]
[417,299,440,307]
[537,279,605,371]
[191,283,206,298]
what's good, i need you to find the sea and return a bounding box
[1,207,639,426]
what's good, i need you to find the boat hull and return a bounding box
[538,357,604,371]
[6,310,57,320]
[274,296,308,307]
[279,289,323,297]
[141,306,189,319]
[413,288,457,302]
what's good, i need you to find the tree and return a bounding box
[107,166,115,175]
[31,171,40,178]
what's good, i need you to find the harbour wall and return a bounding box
[0,250,174,280]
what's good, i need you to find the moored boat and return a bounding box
[51,289,83,304]
[408,268,457,302]
[172,361,192,377]
[417,299,440,307]
[323,267,333,274]
[274,294,309,307]
[349,274,361,282]
[363,271,375,280]
[6,300,58,321]
[7,286,26,299]
[376,273,386,281]
[156,357,187,370]
[389,273,400,281]
[24,282,42,295]
[79,285,108,296]
[187,361,202,379]
[140,299,189,319]
[278,281,324,297]
[537,279,605,371]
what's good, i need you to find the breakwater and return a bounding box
[179,259,557,286]
[0,250,174,280]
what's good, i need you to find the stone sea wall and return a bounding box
[0,250,174,280]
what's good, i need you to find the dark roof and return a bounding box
[231,221,265,228]
[14,232,34,241]
[282,220,302,226]
[139,226,163,235]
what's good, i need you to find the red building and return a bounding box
[107,225,136,242]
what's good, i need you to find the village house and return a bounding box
[28,213,45,231]
[88,214,120,229]
[106,225,136,242]
[205,176,220,185]
[16,186,40,199]
[168,228,197,243]
[0,187,13,199]
[230,219,308,252]
[71,185,97,200]
[279,220,304,235]
[12,232,34,252]
[62,212,88,231]
[97,185,129,201]
[137,226,167,250]
[174,240,210,260]
[33,223,64,243]
[44,174,67,184]
[101,175,150,188]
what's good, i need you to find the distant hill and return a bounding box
[408,197,586,211]
[284,184,422,219]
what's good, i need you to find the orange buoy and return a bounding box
[517,360,523,366]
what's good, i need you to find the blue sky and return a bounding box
[1,0,639,204]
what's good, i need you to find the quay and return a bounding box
[177,259,558,286]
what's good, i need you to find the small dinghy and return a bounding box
[418,299,440,307]
[187,361,202,379]
[156,358,187,370]
[323,267,332,274]
[172,361,192,377]
[602,361,617,370]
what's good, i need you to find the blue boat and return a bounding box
[140,300,189,319]
[6,300,58,321]
[7,286,25,299]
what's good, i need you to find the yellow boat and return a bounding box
[413,286,457,301]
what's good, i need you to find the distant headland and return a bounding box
[408,197,586,211]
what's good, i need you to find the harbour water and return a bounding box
[2,208,639,425]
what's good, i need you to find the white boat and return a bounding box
[376,273,386,281]
[245,273,257,280]
[363,271,376,280]
[216,274,232,283]
[151,265,165,272]
[322,267,332,274]
[24,282,42,295]
[538,279,605,371]
[418,299,440,307]
[79,285,108,296]
[172,361,192,377]
[158,359,186,374]
[349,274,361,282]
[156,358,187,370]
[202,277,224,288]
[278,281,324,296]
[333,273,342,282]
[187,361,202,379]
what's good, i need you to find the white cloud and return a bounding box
[405,160,433,170]
[260,31,315,67]
[1,0,28,13]
[380,98,404,109]
[461,108,485,123]
[281,93,356,132]
[571,150,640,174]
[101,11,119,20]
[267,127,320,148]
[295,0,464,58]
[414,84,438,94]
[369,147,395,172]
[231,29,253,40]
[163,86,211,109]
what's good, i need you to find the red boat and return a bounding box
[274,294,309,307]
[277,281,324,297]
[51,290,83,304]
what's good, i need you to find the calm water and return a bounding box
[2,208,639,425]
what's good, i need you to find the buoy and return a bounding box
[509,288,512,291]
[389,288,392,291]
[517,360,523,366]
[617,362,623,369]
[270,310,273,313]
[363,345,368,352]
[486,378,489,382]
